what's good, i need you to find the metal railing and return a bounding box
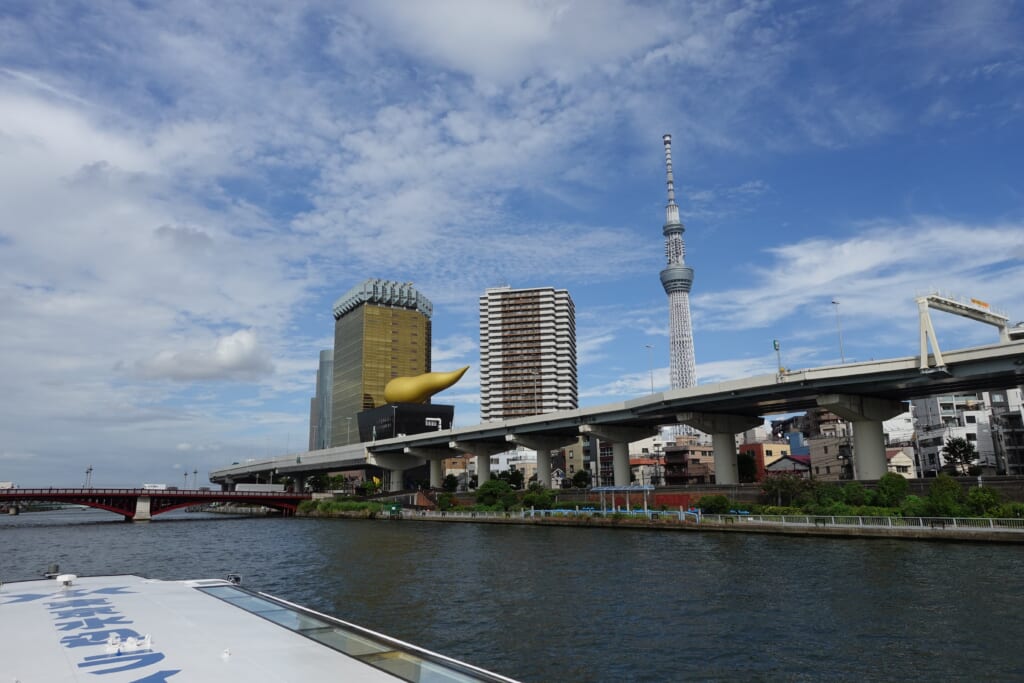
[699,513,1024,531]
[399,508,1024,531]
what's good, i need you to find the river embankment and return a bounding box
[295,507,1024,543]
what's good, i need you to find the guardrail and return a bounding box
[699,513,1024,531]
[400,508,1024,531]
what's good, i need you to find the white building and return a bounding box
[912,391,1002,475]
[479,286,577,420]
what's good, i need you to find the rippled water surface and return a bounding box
[3,509,1022,682]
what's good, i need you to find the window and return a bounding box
[966,415,977,424]
[825,466,831,474]
[897,466,910,473]
[766,449,773,457]
[823,446,829,454]
[966,433,977,441]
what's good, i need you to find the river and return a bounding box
[2,508,1022,682]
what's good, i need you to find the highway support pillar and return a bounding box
[293,474,307,493]
[506,435,574,488]
[677,412,763,485]
[817,394,906,480]
[134,496,151,522]
[367,452,426,493]
[405,447,454,489]
[450,441,509,487]
[579,425,657,487]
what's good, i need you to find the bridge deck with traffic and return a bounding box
[210,340,1024,492]
[0,488,311,521]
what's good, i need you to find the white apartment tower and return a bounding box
[659,134,697,389]
[479,286,577,421]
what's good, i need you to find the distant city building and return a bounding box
[329,279,432,446]
[658,134,697,390]
[478,286,577,420]
[991,389,1024,475]
[912,391,997,475]
[308,349,333,450]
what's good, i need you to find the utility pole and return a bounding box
[832,299,846,363]
[645,344,654,393]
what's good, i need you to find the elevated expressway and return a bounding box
[210,341,1024,490]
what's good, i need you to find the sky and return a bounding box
[1,0,1023,487]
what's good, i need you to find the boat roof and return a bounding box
[0,573,517,683]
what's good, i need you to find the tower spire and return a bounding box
[658,134,697,390]
[663,134,679,220]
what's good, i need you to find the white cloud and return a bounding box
[135,330,274,382]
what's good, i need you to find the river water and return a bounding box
[2,508,1022,682]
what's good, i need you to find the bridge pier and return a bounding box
[506,435,573,488]
[132,495,152,522]
[405,447,453,489]
[817,394,905,480]
[579,425,657,487]
[450,441,509,487]
[677,412,763,485]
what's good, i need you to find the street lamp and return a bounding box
[645,344,654,393]
[831,299,846,363]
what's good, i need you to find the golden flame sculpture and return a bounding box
[384,366,469,404]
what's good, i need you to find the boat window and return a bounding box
[196,584,512,683]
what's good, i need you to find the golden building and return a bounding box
[329,280,432,446]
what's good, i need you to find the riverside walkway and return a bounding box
[383,508,1024,543]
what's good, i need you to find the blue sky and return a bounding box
[1,1,1022,487]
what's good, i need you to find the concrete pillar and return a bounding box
[579,425,656,488]
[429,458,443,489]
[817,394,906,481]
[388,469,404,492]
[677,412,763,485]
[293,475,307,493]
[450,441,508,488]
[711,433,739,484]
[405,447,454,490]
[476,455,491,485]
[852,420,888,480]
[612,442,629,487]
[506,435,573,488]
[134,495,151,522]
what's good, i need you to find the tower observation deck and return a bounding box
[659,134,697,389]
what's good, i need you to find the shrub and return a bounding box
[874,473,910,507]
[926,473,966,517]
[995,502,1024,518]
[965,486,1001,516]
[522,490,554,510]
[696,494,731,514]
[841,481,870,506]
[900,495,928,518]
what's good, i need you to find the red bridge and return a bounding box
[0,488,311,522]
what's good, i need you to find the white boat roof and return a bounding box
[0,573,517,683]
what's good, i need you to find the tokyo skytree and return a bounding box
[658,134,697,389]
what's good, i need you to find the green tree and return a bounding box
[874,473,910,507]
[841,481,870,506]
[497,469,525,490]
[966,486,1001,516]
[476,479,514,507]
[941,437,977,475]
[926,473,966,517]
[572,470,592,488]
[442,474,459,493]
[761,473,808,506]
